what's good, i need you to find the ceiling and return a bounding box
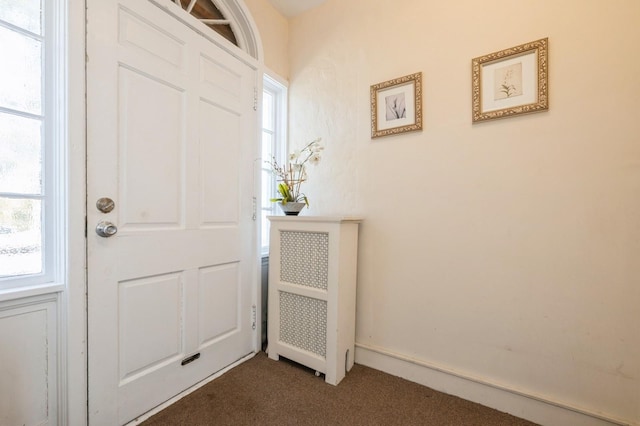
[267,0,327,17]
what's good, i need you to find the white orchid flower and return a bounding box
[289,150,301,161]
[309,153,321,165]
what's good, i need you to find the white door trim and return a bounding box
[66,0,88,424]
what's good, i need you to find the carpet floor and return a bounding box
[141,351,538,425]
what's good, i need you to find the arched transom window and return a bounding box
[160,0,262,60]
[174,0,238,46]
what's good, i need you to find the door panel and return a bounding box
[87,1,257,423]
[118,7,186,69]
[119,67,185,228]
[118,273,183,382]
[199,100,241,224]
[199,263,240,345]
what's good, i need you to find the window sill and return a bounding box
[0,282,65,303]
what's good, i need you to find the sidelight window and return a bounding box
[0,0,62,288]
[260,74,287,255]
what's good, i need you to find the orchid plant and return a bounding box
[267,138,323,206]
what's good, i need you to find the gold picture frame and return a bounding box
[371,72,422,138]
[472,38,548,123]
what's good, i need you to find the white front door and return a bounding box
[86,1,258,423]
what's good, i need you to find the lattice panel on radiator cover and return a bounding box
[279,291,327,357]
[279,231,329,290]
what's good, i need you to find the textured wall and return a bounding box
[243,0,289,78]
[286,0,640,423]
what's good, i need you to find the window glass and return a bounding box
[262,91,274,132]
[0,0,42,35]
[0,0,49,284]
[0,113,43,194]
[261,76,287,255]
[0,25,42,115]
[0,197,42,277]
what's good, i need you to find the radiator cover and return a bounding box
[267,216,361,386]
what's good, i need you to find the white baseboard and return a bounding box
[354,343,633,426]
[125,352,257,425]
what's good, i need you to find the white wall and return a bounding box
[284,1,640,424]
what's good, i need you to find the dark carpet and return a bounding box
[141,351,538,425]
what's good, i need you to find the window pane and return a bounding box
[261,210,270,251]
[0,197,42,278]
[0,112,42,194]
[262,91,273,131]
[261,81,286,254]
[262,130,273,161]
[0,0,41,34]
[262,169,273,205]
[0,25,42,115]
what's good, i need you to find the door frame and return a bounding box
[67,0,88,424]
[65,0,266,423]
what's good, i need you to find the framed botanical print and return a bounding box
[472,38,548,123]
[371,72,423,138]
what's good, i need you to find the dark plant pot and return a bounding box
[278,202,306,216]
